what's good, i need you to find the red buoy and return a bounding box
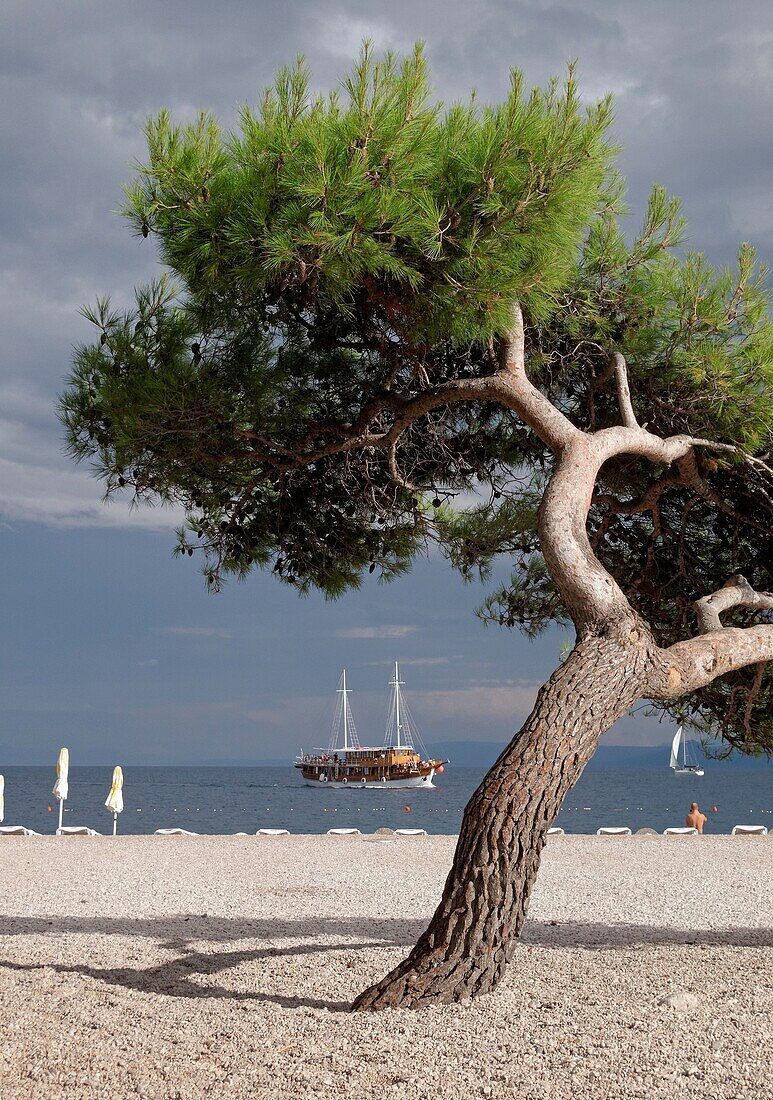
[712,805,718,812]
[47,805,52,812]
[404,805,411,813]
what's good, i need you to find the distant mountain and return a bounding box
[5,744,768,769]
[428,740,771,770]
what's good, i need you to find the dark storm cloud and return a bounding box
[0,1,770,757]
[2,1,769,393]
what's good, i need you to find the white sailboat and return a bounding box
[294,664,445,788]
[669,726,705,776]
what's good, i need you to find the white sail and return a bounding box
[670,725,705,775]
[683,735,698,769]
[669,727,682,769]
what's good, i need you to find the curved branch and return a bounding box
[539,426,694,629]
[694,574,773,634]
[386,440,420,493]
[656,625,773,696]
[675,452,772,533]
[690,438,773,479]
[495,304,581,453]
[645,575,773,698]
[593,451,771,535]
[254,302,581,472]
[255,377,495,471]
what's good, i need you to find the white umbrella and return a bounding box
[105,766,124,836]
[52,747,69,833]
[0,774,4,823]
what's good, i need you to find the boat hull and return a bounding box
[302,770,436,790]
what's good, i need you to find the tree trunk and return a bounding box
[352,625,652,1011]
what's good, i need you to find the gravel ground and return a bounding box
[0,834,771,1099]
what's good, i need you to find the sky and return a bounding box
[1,1,771,764]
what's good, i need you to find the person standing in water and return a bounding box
[686,802,707,833]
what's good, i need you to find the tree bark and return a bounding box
[352,622,653,1010]
[348,322,772,1012]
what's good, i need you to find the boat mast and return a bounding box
[339,669,349,751]
[392,661,403,749]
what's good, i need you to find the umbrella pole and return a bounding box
[113,812,117,837]
[57,799,64,834]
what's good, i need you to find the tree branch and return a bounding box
[689,438,773,480]
[386,440,420,493]
[494,303,581,454]
[611,352,639,429]
[644,575,773,698]
[694,575,773,634]
[656,625,773,696]
[539,426,695,630]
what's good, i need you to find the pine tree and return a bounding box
[60,46,772,1009]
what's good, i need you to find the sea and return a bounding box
[2,764,771,837]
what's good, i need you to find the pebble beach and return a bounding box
[1,834,771,1099]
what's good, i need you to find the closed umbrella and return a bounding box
[105,766,124,836]
[0,774,4,823]
[52,747,69,833]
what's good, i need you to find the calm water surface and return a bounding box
[1,765,770,836]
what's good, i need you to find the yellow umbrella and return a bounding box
[0,774,4,823]
[52,747,69,833]
[105,766,124,836]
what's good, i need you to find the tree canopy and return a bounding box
[60,45,773,756]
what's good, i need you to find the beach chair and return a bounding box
[394,828,427,836]
[154,828,199,836]
[635,827,658,836]
[326,827,361,836]
[56,826,101,836]
[731,824,768,836]
[663,827,698,835]
[0,825,40,836]
[596,826,631,836]
[256,828,290,836]
[547,827,565,835]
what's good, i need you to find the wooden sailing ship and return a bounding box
[295,663,445,789]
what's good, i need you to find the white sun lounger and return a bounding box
[731,824,768,835]
[154,828,199,836]
[326,827,361,836]
[0,825,40,836]
[596,827,631,836]
[663,826,698,835]
[547,827,565,835]
[56,826,101,836]
[394,828,427,836]
[256,828,290,836]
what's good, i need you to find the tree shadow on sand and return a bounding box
[1,915,769,1010]
[0,944,363,1010]
[0,916,425,1010]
